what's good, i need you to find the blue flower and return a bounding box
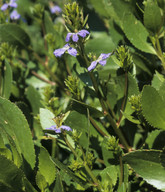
[65,29,89,42]
[54,43,77,57]
[45,125,72,133]
[88,53,112,71]
[1,0,17,11]
[50,5,62,14]
[10,10,20,20]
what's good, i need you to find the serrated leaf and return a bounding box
[123,150,165,191]
[144,0,162,34]
[142,86,165,130]
[0,97,36,169]
[99,166,118,186]
[152,70,165,90]
[2,61,12,99]
[54,171,64,192]
[0,155,37,192]
[0,24,31,49]
[36,171,48,191]
[38,147,56,186]
[122,13,156,54]
[158,80,165,101]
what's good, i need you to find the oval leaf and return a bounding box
[123,13,156,54]
[144,0,162,34]
[0,24,31,49]
[123,150,165,191]
[142,86,165,130]
[0,97,36,169]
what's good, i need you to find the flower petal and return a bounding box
[72,33,79,42]
[1,4,8,11]
[65,33,73,42]
[9,0,17,8]
[78,29,89,38]
[50,5,61,14]
[54,47,66,57]
[60,125,72,131]
[68,47,77,57]
[99,53,111,60]
[98,59,107,66]
[10,10,20,20]
[45,125,57,130]
[88,61,97,71]
[54,129,61,133]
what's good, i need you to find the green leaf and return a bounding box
[36,171,48,192]
[40,108,55,130]
[99,166,118,186]
[123,150,165,191]
[0,97,36,169]
[158,80,165,101]
[71,99,103,118]
[26,85,43,115]
[54,171,64,192]
[142,86,165,130]
[44,11,55,34]
[0,24,31,49]
[152,71,164,90]
[0,155,37,192]
[38,147,56,186]
[144,0,162,34]
[85,32,116,55]
[2,61,12,99]
[88,0,108,18]
[122,13,156,54]
[54,158,87,188]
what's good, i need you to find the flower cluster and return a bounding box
[50,5,62,14]
[88,53,112,71]
[1,0,20,20]
[45,124,72,133]
[65,30,89,42]
[1,0,17,11]
[53,28,112,71]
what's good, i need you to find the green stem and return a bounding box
[119,155,124,186]
[78,43,130,151]
[89,71,130,151]
[117,71,128,128]
[63,133,103,192]
[89,116,108,137]
[51,139,56,159]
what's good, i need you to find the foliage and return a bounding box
[0,0,165,191]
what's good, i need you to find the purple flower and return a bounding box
[66,29,89,42]
[88,53,112,71]
[54,43,77,57]
[10,10,20,20]
[1,0,17,11]
[45,125,72,133]
[50,5,62,14]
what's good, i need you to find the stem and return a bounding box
[119,155,124,186]
[89,71,130,151]
[117,72,128,128]
[51,139,56,159]
[63,133,103,192]
[89,116,108,137]
[78,43,130,151]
